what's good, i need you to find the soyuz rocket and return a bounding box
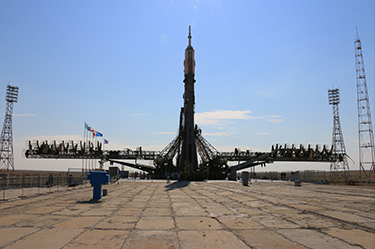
[178,26,198,173]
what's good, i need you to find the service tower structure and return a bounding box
[178,26,198,173]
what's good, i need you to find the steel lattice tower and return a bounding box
[355,32,375,180]
[0,85,19,171]
[328,88,349,182]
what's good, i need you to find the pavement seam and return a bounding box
[0,227,43,248]
[120,181,156,249]
[205,183,318,249]
[208,182,372,248]
[211,181,375,231]
[164,183,181,249]
[183,183,255,249]
[60,182,150,248]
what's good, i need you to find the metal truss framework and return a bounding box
[25,139,342,177]
[355,32,375,180]
[328,88,349,182]
[0,85,19,171]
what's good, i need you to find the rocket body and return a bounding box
[179,26,198,173]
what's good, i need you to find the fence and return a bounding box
[0,172,90,201]
[246,170,373,185]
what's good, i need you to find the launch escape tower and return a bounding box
[355,31,375,180]
[328,88,349,182]
[0,85,19,171]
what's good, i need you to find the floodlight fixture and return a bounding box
[328,88,340,105]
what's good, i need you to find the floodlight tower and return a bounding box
[328,88,349,182]
[355,31,375,180]
[0,85,19,171]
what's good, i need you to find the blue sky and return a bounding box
[0,0,373,172]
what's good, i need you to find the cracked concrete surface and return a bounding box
[0,180,374,248]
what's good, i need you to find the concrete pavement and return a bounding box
[0,180,374,248]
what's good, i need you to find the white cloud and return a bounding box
[266,118,284,123]
[195,110,284,126]
[202,132,234,137]
[256,133,269,136]
[195,110,260,126]
[265,115,284,123]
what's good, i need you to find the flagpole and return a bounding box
[90,129,93,170]
[95,132,97,170]
[85,124,89,172]
[85,125,88,172]
[82,122,85,173]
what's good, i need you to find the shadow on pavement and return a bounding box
[165,181,190,191]
[76,199,102,204]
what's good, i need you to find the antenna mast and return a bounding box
[355,30,375,181]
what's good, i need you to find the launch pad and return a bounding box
[24,26,345,180]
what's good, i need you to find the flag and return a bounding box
[92,129,96,138]
[96,132,103,137]
[85,124,91,131]
[104,139,109,144]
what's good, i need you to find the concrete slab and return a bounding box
[0,180,374,248]
[123,230,179,249]
[135,216,175,230]
[288,203,326,211]
[64,229,129,249]
[147,201,171,208]
[242,200,274,208]
[217,216,262,229]
[235,207,264,217]
[52,205,92,216]
[284,213,340,229]
[0,227,39,247]
[0,214,34,226]
[53,216,103,229]
[125,202,148,208]
[178,230,249,249]
[80,208,116,216]
[234,229,308,249]
[5,227,84,249]
[278,228,362,249]
[14,215,70,228]
[26,205,64,215]
[325,228,375,249]
[316,209,374,225]
[173,206,207,216]
[206,207,238,217]
[94,216,138,229]
[252,215,301,229]
[175,216,222,230]
[142,207,172,216]
[115,207,143,216]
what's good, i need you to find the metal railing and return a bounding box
[247,170,373,185]
[1,173,90,201]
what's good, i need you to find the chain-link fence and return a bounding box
[0,172,90,201]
